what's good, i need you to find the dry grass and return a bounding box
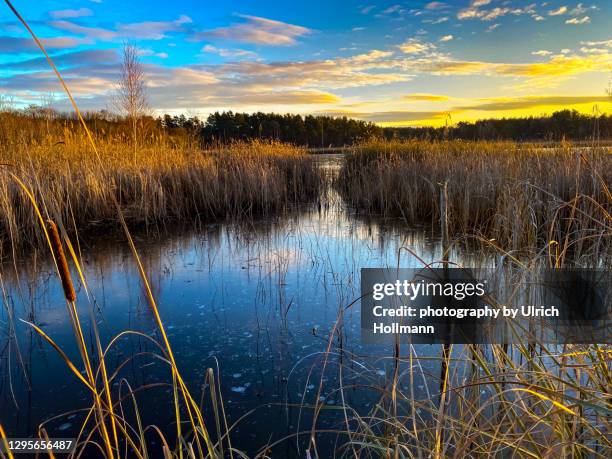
[0,139,322,253]
[324,138,611,457]
[0,2,609,455]
[1,143,610,458]
[301,328,612,458]
[338,139,611,260]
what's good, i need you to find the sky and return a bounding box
[0,0,610,126]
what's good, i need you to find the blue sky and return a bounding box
[0,0,610,125]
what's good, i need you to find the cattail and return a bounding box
[46,219,76,302]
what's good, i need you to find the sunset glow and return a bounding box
[1,0,610,126]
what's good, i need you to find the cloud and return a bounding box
[195,57,411,90]
[348,49,394,62]
[458,0,536,21]
[579,47,607,54]
[0,51,345,111]
[398,38,436,54]
[138,48,169,59]
[49,8,93,19]
[3,27,609,118]
[118,15,192,40]
[548,6,568,16]
[421,52,612,89]
[531,49,552,56]
[382,5,403,15]
[210,90,341,105]
[425,2,449,10]
[49,15,192,41]
[194,15,311,46]
[321,110,448,123]
[145,74,345,110]
[439,35,454,42]
[202,44,258,59]
[2,49,118,70]
[403,93,450,101]
[0,71,117,96]
[423,17,449,24]
[49,21,118,40]
[565,16,590,24]
[369,111,448,123]
[360,5,376,14]
[425,60,489,74]
[0,35,92,53]
[569,3,596,15]
[486,23,501,32]
[580,39,612,47]
[146,88,341,107]
[457,95,610,111]
[362,111,449,123]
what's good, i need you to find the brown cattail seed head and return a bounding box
[46,219,76,302]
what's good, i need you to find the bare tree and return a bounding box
[40,92,57,136]
[114,42,148,149]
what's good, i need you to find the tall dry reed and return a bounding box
[0,140,322,253]
[338,139,611,260]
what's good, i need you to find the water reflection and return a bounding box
[0,155,487,456]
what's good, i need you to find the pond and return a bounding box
[0,155,487,456]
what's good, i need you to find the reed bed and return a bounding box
[0,139,322,253]
[1,143,610,457]
[1,2,608,457]
[338,139,611,259]
[330,140,611,456]
[300,325,612,458]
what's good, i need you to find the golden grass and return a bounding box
[1,137,610,459]
[338,139,611,260]
[0,2,609,457]
[325,138,612,458]
[0,139,322,253]
[0,4,285,455]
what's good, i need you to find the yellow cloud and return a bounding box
[403,93,450,102]
[320,109,451,126]
[423,53,612,89]
[457,95,610,111]
[398,39,436,54]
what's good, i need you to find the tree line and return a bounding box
[162,109,612,144]
[193,112,382,147]
[1,107,611,148]
[383,110,612,142]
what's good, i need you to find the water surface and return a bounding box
[0,155,478,455]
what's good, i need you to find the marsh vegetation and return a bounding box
[0,2,610,457]
[1,134,610,458]
[0,137,322,253]
[338,139,611,263]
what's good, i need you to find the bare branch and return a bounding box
[114,42,148,145]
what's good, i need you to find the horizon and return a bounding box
[1,0,611,127]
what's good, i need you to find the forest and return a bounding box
[1,107,610,147]
[384,109,612,141]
